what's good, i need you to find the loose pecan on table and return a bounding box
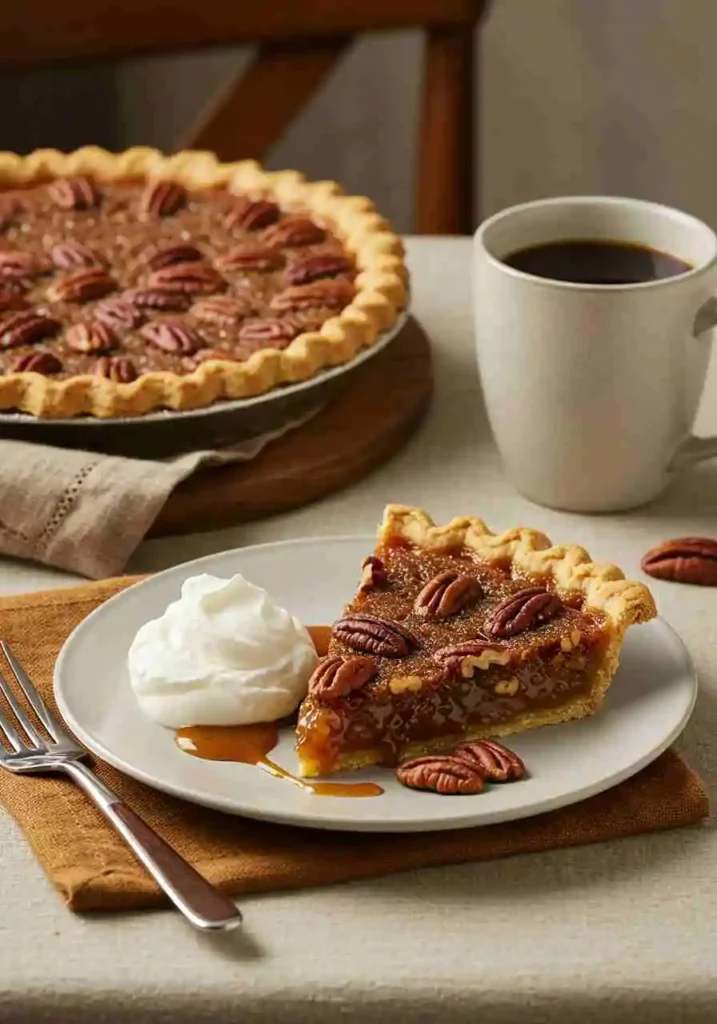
[453,740,526,782]
[215,246,282,273]
[50,241,106,270]
[271,279,355,312]
[94,355,138,383]
[486,587,563,638]
[286,254,353,286]
[48,176,99,210]
[414,570,483,619]
[225,198,280,232]
[0,250,47,279]
[434,638,510,678]
[308,655,377,700]
[140,180,186,218]
[148,261,224,295]
[11,351,62,374]
[396,755,485,795]
[263,217,325,248]
[360,555,388,592]
[47,268,116,303]
[0,311,60,349]
[332,613,416,658]
[641,537,717,586]
[141,321,202,355]
[65,321,116,354]
[146,244,203,271]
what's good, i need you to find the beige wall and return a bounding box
[117,0,717,234]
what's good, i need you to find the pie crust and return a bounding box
[0,146,407,418]
[296,505,657,776]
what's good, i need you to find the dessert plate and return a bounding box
[54,537,697,833]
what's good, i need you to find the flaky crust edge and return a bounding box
[0,146,408,418]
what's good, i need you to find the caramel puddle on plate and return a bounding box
[175,625,383,799]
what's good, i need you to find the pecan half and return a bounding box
[50,240,106,270]
[11,350,62,374]
[641,537,717,586]
[453,740,526,782]
[47,268,116,303]
[434,638,511,679]
[271,279,355,312]
[0,282,28,313]
[486,587,563,638]
[147,261,224,295]
[146,243,203,271]
[308,655,377,700]
[0,250,46,279]
[65,321,116,354]
[95,355,138,382]
[141,320,202,354]
[190,294,252,326]
[225,198,280,231]
[360,555,387,592]
[0,310,60,349]
[414,571,483,619]
[140,180,186,218]
[215,245,282,273]
[185,348,243,368]
[238,317,303,344]
[287,254,353,286]
[263,217,325,248]
[95,297,145,331]
[124,288,190,312]
[332,613,416,658]
[48,176,99,210]
[396,756,485,795]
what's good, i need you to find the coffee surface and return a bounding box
[504,239,692,285]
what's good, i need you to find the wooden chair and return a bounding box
[1,0,489,233]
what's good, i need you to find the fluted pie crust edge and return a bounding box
[0,146,408,418]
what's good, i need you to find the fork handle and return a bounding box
[61,760,242,931]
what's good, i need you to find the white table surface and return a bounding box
[1,237,717,1024]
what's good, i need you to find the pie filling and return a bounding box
[296,541,612,776]
[0,177,356,380]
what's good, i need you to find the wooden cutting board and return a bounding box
[151,317,432,536]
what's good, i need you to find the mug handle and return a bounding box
[668,297,717,471]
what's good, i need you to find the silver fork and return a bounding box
[0,640,242,932]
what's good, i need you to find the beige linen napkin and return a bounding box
[0,413,314,578]
[0,578,709,912]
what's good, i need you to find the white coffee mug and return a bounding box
[474,196,717,511]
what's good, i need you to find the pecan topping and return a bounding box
[146,243,203,271]
[360,555,388,592]
[486,587,563,638]
[148,261,224,295]
[95,355,138,383]
[141,320,202,354]
[332,613,416,658]
[185,348,243,368]
[414,571,483,619]
[190,294,252,326]
[50,240,106,270]
[140,180,186,218]
[47,268,116,303]
[0,250,46,279]
[65,321,116,354]
[308,655,377,700]
[454,740,526,782]
[263,217,325,248]
[0,282,28,313]
[225,198,280,231]
[0,311,60,349]
[641,537,717,586]
[0,195,20,231]
[215,246,282,273]
[11,350,62,374]
[95,297,145,331]
[238,317,302,344]
[124,288,190,312]
[396,756,485,795]
[47,176,99,210]
[287,254,353,286]
[270,279,355,312]
[434,639,510,679]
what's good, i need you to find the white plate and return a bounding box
[54,537,697,833]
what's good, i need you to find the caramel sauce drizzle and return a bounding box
[175,625,383,799]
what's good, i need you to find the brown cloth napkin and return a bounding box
[0,578,709,913]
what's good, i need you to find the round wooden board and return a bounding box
[150,318,432,537]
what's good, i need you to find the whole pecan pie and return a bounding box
[296,505,656,776]
[0,147,407,418]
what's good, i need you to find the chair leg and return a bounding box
[416,26,475,235]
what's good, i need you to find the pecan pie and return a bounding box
[0,147,407,417]
[296,505,656,776]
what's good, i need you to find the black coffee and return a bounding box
[504,239,692,285]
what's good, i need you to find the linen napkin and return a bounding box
[0,578,708,913]
[0,409,316,580]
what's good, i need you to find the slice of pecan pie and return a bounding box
[296,505,656,776]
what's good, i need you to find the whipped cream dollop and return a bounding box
[128,573,317,728]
